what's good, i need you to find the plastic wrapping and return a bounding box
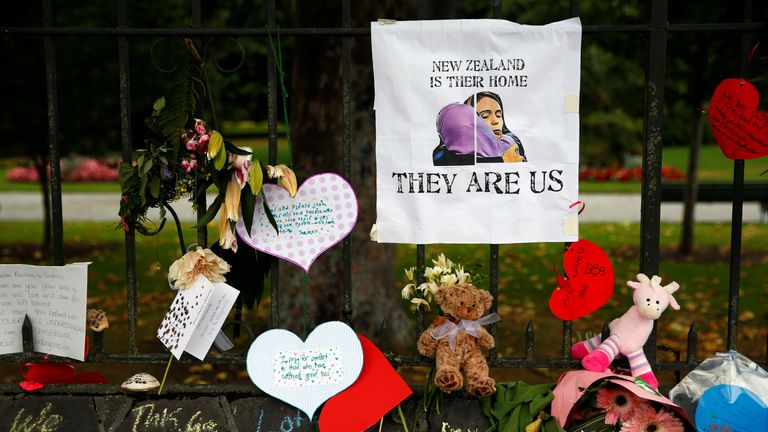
[669,350,768,420]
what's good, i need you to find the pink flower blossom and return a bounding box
[620,405,683,432]
[596,386,642,425]
[186,139,198,151]
[181,160,198,172]
[194,118,206,136]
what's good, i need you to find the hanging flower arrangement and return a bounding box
[117,39,296,253]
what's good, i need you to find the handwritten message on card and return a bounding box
[273,348,343,387]
[0,263,88,361]
[709,79,768,160]
[237,173,359,272]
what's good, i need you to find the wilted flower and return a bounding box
[230,154,252,189]
[168,247,230,290]
[218,210,238,252]
[266,164,297,197]
[224,173,241,222]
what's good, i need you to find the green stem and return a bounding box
[158,354,173,395]
[266,26,293,165]
[397,404,409,432]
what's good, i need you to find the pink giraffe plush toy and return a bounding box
[571,273,680,389]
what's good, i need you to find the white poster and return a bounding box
[372,18,582,244]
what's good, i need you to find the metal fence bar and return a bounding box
[6,22,768,37]
[341,0,353,325]
[266,0,280,329]
[42,0,64,266]
[640,0,669,367]
[726,0,754,351]
[117,0,138,355]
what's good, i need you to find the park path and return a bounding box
[0,192,764,223]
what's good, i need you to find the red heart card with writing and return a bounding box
[709,78,768,160]
[549,240,614,321]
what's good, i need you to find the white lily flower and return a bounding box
[424,265,443,281]
[440,273,458,287]
[401,283,415,300]
[404,266,415,282]
[427,282,440,296]
[456,265,471,285]
[416,282,430,294]
[410,298,430,311]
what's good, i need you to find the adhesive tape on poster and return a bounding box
[563,216,579,236]
[564,94,579,113]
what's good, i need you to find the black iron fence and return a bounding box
[1,0,767,389]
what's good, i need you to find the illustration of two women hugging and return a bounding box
[432,91,526,166]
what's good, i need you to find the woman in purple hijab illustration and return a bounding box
[432,91,526,166]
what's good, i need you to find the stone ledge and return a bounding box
[0,388,491,432]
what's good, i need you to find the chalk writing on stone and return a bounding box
[131,404,218,432]
[10,402,63,432]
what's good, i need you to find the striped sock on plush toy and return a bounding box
[595,335,620,362]
[627,349,652,377]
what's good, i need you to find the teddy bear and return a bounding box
[417,283,499,397]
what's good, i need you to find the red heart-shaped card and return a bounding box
[319,334,412,432]
[549,240,614,321]
[709,78,768,160]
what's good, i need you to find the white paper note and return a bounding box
[0,263,89,361]
[185,282,239,360]
[157,275,238,360]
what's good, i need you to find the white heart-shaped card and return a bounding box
[236,173,358,272]
[246,321,363,420]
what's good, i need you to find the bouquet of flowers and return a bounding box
[552,371,693,432]
[399,253,474,311]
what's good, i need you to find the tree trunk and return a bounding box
[679,36,707,255]
[283,1,414,352]
[679,113,704,255]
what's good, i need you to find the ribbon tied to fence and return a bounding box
[430,313,501,351]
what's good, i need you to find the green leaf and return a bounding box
[118,163,137,190]
[153,96,166,114]
[262,192,279,234]
[142,158,154,175]
[208,131,224,158]
[139,173,149,207]
[249,160,263,195]
[214,144,228,170]
[150,176,161,199]
[241,188,256,234]
[193,193,224,228]
[224,140,252,155]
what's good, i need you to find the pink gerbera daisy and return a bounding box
[595,385,642,425]
[621,405,684,432]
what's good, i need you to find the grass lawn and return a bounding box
[0,221,766,384]
[2,143,766,193]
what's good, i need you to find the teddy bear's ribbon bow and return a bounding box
[430,313,501,351]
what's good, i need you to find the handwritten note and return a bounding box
[157,275,238,360]
[185,281,239,360]
[273,348,343,387]
[549,240,613,321]
[0,263,88,361]
[236,173,359,272]
[709,79,768,160]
